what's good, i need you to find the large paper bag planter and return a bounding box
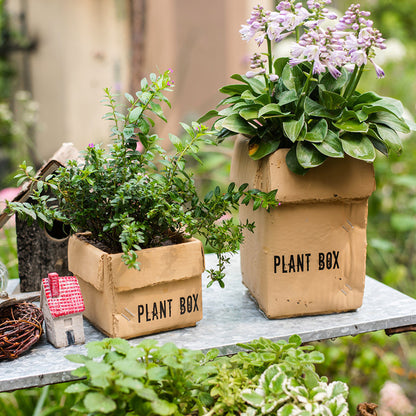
[68,235,204,339]
[231,136,376,319]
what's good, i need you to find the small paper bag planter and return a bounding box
[68,234,204,339]
[231,136,376,318]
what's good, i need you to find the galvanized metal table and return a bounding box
[1,252,416,392]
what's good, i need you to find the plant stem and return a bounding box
[266,36,273,96]
[343,64,364,100]
[296,65,314,117]
[344,65,364,101]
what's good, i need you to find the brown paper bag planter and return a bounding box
[68,234,204,339]
[231,136,376,319]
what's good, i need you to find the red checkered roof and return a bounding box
[42,275,85,318]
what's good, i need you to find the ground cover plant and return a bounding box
[62,335,349,416]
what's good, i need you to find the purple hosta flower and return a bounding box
[241,2,311,46]
[246,68,266,78]
[289,26,348,78]
[306,0,337,24]
[240,5,268,43]
[337,4,386,76]
[369,58,385,78]
[246,53,267,78]
[269,74,279,82]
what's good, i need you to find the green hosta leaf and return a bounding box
[334,119,369,133]
[282,64,304,92]
[354,93,404,118]
[283,114,304,142]
[219,84,249,95]
[304,97,339,119]
[391,214,416,231]
[373,124,402,153]
[239,105,261,120]
[258,103,288,117]
[277,90,298,106]
[355,109,369,123]
[296,142,327,168]
[249,139,281,160]
[371,111,411,134]
[197,109,218,124]
[218,106,234,117]
[304,119,328,143]
[231,73,266,95]
[320,90,346,110]
[217,95,241,107]
[273,57,289,76]
[340,134,376,162]
[241,89,259,101]
[254,93,271,106]
[84,392,116,414]
[221,114,257,136]
[320,68,349,92]
[349,91,382,106]
[368,133,389,156]
[286,147,308,175]
[312,130,344,158]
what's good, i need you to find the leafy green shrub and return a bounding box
[64,336,350,416]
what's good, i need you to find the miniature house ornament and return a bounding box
[40,272,85,348]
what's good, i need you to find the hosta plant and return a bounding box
[64,335,350,416]
[5,70,277,287]
[200,1,414,174]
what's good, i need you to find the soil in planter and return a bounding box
[77,232,186,254]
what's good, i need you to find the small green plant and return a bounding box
[200,0,414,175]
[5,70,277,287]
[64,336,350,415]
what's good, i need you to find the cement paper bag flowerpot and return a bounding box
[231,135,376,319]
[68,234,204,339]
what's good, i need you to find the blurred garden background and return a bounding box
[0,0,416,414]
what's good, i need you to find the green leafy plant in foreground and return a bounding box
[64,336,350,416]
[5,70,278,287]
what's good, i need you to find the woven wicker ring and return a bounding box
[0,301,44,360]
